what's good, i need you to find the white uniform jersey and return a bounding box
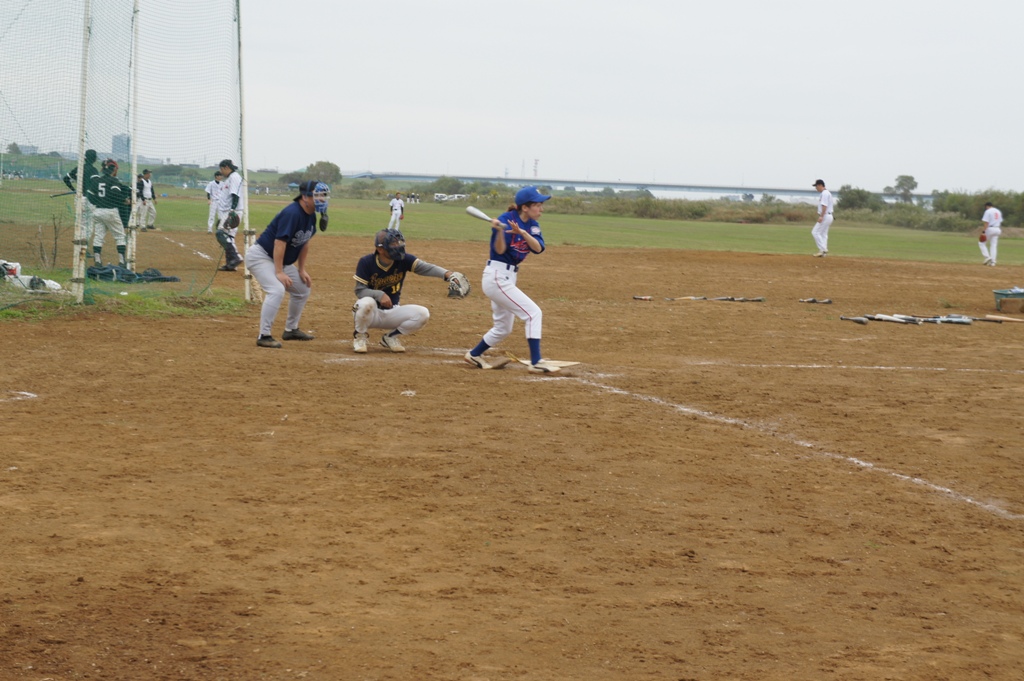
[982,206,1002,229]
[205,179,222,198]
[818,189,834,214]
[217,172,245,213]
[389,197,405,214]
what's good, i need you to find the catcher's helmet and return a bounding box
[101,159,119,176]
[295,180,331,214]
[375,228,406,261]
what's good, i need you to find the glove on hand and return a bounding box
[224,211,240,229]
[447,271,470,299]
[319,213,329,232]
[979,233,987,243]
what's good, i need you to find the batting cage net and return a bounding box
[0,0,245,309]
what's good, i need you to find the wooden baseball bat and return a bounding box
[985,314,1024,323]
[49,191,75,198]
[840,316,869,325]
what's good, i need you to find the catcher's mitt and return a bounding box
[447,271,470,299]
[224,211,240,230]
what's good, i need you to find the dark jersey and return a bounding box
[86,172,128,210]
[488,209,545,267]
[353,252,419,306]
[255,202,316,266]
[63,162,98,192]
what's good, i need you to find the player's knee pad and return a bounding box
[215,230,231,249]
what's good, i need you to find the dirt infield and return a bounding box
[2,236,1023,680]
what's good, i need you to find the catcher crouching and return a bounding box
[351,228,470,353]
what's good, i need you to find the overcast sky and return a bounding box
[241,0,1023,194]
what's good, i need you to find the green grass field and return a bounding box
[2,181,1019,269]
[240,197,1018,266]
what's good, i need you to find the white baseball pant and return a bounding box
[207,201,218,232]
[91,207,126,249]
[812,213,833,253]
[979,228,1001,264]
[480,261,542,345]
[388,211,402,230]
[136,199,156,228]
[244,243,310,337]
[352,296,429,335]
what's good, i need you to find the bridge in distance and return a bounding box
[348,172,929,202]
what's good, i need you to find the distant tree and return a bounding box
[760,193,777,204]
[885,175,917,203]
[304,160,342,185]
[600,187,616,196]
[280,171,303,186]
[6,142,21,155]
[46,151,62,157]
[430,176,465,195]
[838,184,885,211]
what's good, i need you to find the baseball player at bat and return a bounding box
[464,186,559,373]
[351,229,466,353]
[245,180,327,348]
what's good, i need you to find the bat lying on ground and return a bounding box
[985,314,1024,323]
[840,316,869,325]
[664,296,707,301]
[799,298,833,304]
[933,314,1001,323]
[896,314,973,325]
[865,314,912,324]
[708,296,765,302]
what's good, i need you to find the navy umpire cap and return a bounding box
[514,186,551,206]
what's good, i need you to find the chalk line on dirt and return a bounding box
[574,377,1023,521]
[1,391,38,403]
[322,348,1022,519]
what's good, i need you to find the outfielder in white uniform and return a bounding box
[135,170,157,231]
[979,202,1002,266]
[387,192,405,230]
[812,179,834,257]
[214,159,246,271]
[204,171,223,233]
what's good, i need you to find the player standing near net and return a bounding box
[387,192,404,230]
[136,169,157,231]
[464,186,559,373]
[811,179,834,257]
[245,180,328,348]
[63,149,99,240]
[86,159,129,268]
[214,159,245,271]
[204,170,223,233]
